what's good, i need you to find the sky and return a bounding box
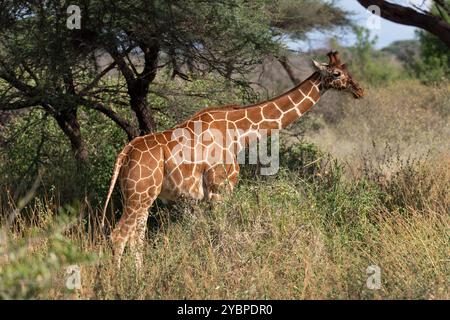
[287,0,420,50]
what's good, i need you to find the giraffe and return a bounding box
[101,51,364,269]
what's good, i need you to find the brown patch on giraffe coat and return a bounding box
[246,107,263,124]
[199,112,214,123]
[123,179,136,191]
[128,158,139,171]
[281,109,300,127]
[154,133,168,145]
[127,166,141,182]
[235,117,253,131]
[209,111,227,120]
[169,168,183,184]
[140,151,154,165]
[299,81,313,95]
[262,103,283,119]
[135,180,149,193]
[226,109,246,122]
[259,120,280,130]
[274,96,293,111]
[299,99,314,114]
[209,120,227,131]
[140,164,153,179]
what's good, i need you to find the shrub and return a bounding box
[0,207,94,299]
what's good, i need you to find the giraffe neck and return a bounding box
[242,71,324,131]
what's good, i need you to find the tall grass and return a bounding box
[1,149,448,299]
[1,79,448,300]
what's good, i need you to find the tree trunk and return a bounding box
[54,108,88,163]
[110,39,159,136]
[128,79,156,135]
[127,41,159,135]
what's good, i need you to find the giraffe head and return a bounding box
[312,51,364,99]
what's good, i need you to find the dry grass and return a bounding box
[1,80,449,300]
[305,80,450,167]
[1,156,448,300]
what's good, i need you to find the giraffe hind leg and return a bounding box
[112,173,163,269]
[110,204,138,268]
[111,197,160,270]
[128,197,156,271]
[111,142,164,270]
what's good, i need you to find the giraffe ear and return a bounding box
[312,60,327,71]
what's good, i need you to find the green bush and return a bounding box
[0,209,94,299]
[411,1,450,84]
[346,27,409,85]
[0,108,127,207]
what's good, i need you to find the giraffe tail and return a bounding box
[100,150,128,232]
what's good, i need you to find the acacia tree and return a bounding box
[0,1,91,161]
[0,0,279,161]
[0,0,350,163]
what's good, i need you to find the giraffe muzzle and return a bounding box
[349,80,364,99]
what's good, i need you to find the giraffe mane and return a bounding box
[190,104,242,118]
[173,104,243,129]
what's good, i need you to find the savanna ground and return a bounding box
[1,76,448,299]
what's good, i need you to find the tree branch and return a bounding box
[0,96,43,110]
[356,0,450,48]
[277,55,300,85]
[0,65,37,95]
[109,48,136,85]
[80,61,117,96]
[82,99,139,140]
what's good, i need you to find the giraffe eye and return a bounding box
[332,71,341,77]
